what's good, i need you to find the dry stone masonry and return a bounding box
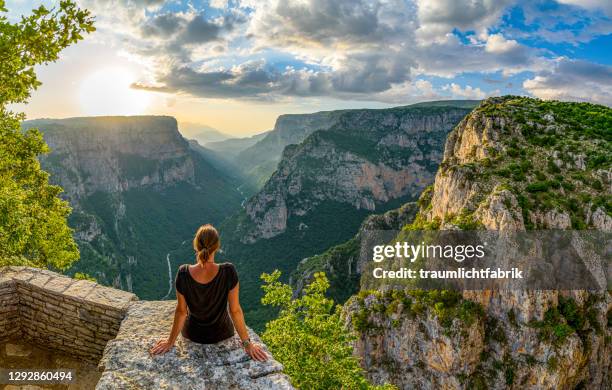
[0,266,136,362]
[0,266,293,389]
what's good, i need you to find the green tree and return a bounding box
[261,271,396,390]
[0,1,94,269]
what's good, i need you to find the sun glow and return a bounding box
[79,67,151,116]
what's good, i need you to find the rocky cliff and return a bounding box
[25,116,195,201]
[343,97,611,389]
[220,103,476,329]
[233,101,480,191]
[240,105,474,243]
[23,116,243,299]
[234,111,345,188]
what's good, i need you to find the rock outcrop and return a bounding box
[25,116,195,202]
[98,301,292,389]
[344,97,611,389]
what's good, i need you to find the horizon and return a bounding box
[6,0,612,136]
[20,97,485,138]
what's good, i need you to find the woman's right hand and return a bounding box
[245,342,268,361]
[149,339,175,355]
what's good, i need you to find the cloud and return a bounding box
[556,0,612,17]
[209,0,228,9]
[442,83,487,99]
[485,33,520,54]
[247,0,413,50]
[523,58,612,106]
[134,51,415,100]
[67,0,610,104]
[412,33,539,77]
[415,0,515,41]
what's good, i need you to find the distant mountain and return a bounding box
[206,131,271,158]
[179,122,232,145]
[24,116,243,299]
[218,102,475,328]
[231,101,480,190]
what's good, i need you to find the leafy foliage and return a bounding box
[0,0,94,269]
[261,271,395,390]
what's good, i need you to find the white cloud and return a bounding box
[209,0,228,9]
[556,0,612,16]
[442,83,487,99]
[373,79,441,103]
[523,58,612,106]
[412,34,540,78]
[415,0,515,41]
[485,34,520,54]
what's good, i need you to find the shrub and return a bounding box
[526,182,549,193]
[261,271,396,389]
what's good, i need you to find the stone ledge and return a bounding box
[5,266,137,310]
[97,301,294,389]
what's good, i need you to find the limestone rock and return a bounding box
[345,97,611,389]
[97,301,293,389]
[241,105,472,243]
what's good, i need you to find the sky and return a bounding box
[6,0,612,136]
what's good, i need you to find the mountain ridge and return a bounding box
[343,96,611,389]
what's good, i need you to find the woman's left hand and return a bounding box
[245,343,268,361]
[149,339,174,355]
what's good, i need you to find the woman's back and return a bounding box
[175,262,238,343]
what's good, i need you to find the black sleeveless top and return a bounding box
[175,263,239,344]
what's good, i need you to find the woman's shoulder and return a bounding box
[220,262,236,270]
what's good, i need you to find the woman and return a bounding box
[149,224,268,361]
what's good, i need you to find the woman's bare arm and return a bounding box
[228,283,268,361]
[150,290,188,355]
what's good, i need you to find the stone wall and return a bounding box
[0,266,136,362]
[0,274,19,341]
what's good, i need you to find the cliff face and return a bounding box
[241,105,473,243]
[25,116,195,202]
[220,103,475,330]
[344,97,611,389]
[24,116,243,299]
[234,111,343,187]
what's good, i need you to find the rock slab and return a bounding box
[97,301,294,389]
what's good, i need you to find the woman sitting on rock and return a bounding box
[150,224,268,361]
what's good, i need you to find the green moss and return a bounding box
[507,309,518,327]
[485,317,507,344]
[449,208,484,230]
[547,356,559,372]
